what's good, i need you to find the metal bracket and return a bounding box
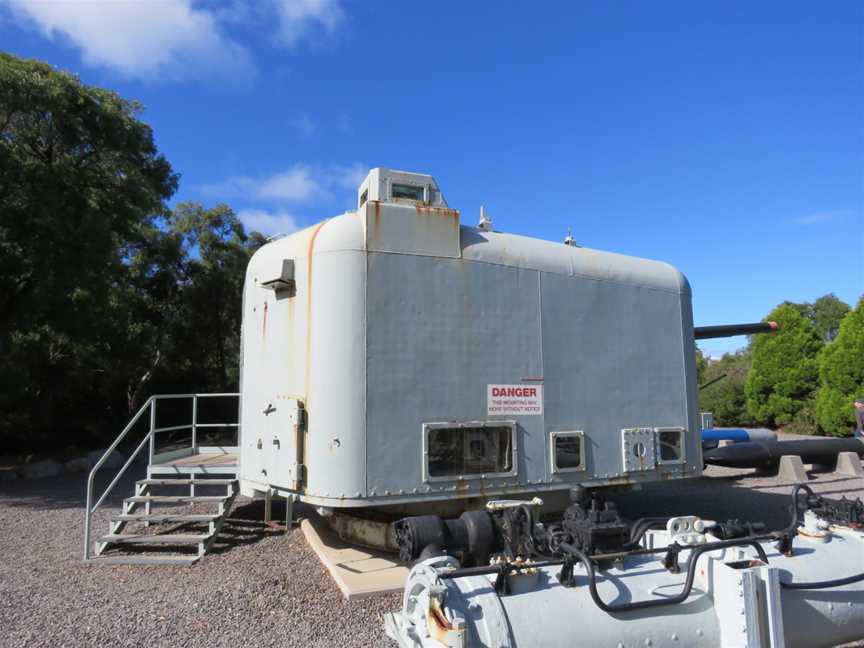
[666,516,707,545]
[662,541,683,573]
[557,557,577,588]
[493,565,512,596]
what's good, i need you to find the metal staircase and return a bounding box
[93,476,238,565]
[84,394,240,565]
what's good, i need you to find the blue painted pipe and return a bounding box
[701,428,777,443]
[702,429,750,443]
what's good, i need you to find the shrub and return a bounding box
[814,297,864,436]
[698,350,755,426]
[744,304,822,427]
[784,403,819,436]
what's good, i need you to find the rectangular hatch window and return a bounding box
[551,431,585,473]
[391,183,425,201]
[424,422,515,480]
[656,427,685,464]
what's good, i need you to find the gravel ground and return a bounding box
[0,471,400,648]
[0,460,862,648]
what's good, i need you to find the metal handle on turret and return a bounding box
[694,321,779,340]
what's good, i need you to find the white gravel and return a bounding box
[0,473,399,648]
[0,460,861,647]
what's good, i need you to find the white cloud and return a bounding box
[5,0,254,81]
[207,162,365,236]
[331,162,367,190]
[237,208,300,236]
[257,166,322,201]
[793,210,853,225]
[3,0,348,81]
[273,0,344,47]
[202,162,367,204]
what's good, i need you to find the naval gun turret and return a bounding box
[238,167,703,516]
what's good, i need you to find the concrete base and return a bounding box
[835,451,864,478]
[300,512,408,600]
[778,455,809,483]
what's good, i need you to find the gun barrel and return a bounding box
[704,438,864,468]
[694,321,778,340]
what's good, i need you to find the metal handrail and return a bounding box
[83,393,239,560]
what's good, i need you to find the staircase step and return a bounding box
[99,533,211,546]
[89,555,200,566]
[124,495,227,504]
[137,479,237,487]
[111,513,220,523]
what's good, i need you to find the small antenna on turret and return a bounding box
[564,229,578,247]
[478,206,493,231]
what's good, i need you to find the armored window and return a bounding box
[551,431,585,473]
[391,183,425,201]
[359,188,368,207]
[656,427,685,464]
[424,422,515,480]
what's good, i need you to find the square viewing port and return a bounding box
[656,427,685,464]
[551,431,585,473]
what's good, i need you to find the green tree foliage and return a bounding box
[0,54,263,451]
[814,297,864,436]
[780,294,850,343]
[0,54,178,448]
[745,304,823,427]
[698,350,755,426]
[158,203,266,397]
[811,294,851,342]
[695,348,707,386]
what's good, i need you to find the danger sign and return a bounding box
[487,384,543,416]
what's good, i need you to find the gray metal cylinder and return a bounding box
[386,527,864,648]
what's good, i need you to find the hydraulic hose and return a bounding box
[785,484,817,535]
[626,517,668,548]
[775,484,864,587]
[559,538,768,614]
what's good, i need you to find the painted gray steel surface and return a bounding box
[386,527,864,648]
[239,172,700,508]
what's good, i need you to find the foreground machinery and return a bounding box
[386,485,864,647]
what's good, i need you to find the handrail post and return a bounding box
[83,395,154,561]
[192,395,198,454]
[148,399,156,467]
[234,393,240,447]
[84,477,92,560]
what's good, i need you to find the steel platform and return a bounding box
[148,450,238,476]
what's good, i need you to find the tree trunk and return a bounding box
[127,349,161,415]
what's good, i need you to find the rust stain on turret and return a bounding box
[414,204,460,218]
[366,200,383,247]
[300,219,329,492]
[304,220,329,399]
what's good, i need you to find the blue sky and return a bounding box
[3,1,862,356]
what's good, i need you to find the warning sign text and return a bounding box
[487,384,543,416]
